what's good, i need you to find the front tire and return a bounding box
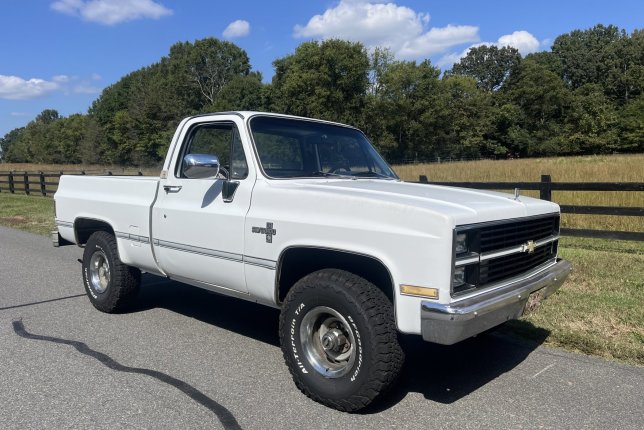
[82,231,140,313]
[279,269,404,412]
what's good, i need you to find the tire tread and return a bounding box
[279,268,404,412]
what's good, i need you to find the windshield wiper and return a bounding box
[309,171,354,179]
[350,171,394,179]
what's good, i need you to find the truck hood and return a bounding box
[283,179,559,226]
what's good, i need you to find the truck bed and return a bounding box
[54,175,162,274]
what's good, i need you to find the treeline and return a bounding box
[1,24,642,166]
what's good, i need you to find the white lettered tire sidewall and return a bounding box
[81,231,141,313]
[279,269,403,411]
[285,293,371,398]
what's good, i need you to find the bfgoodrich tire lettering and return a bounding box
[82,231,141,313]
[279,269,404,411]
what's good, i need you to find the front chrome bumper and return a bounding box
[421,259,571,345]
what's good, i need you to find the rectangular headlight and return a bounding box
[455,233,467,254]
[452,266,466,287]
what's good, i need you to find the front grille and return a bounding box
[453,214,560,296]
[480,242,556,285]
[479,216,559,252]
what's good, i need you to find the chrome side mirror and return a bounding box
[182,153,220,179]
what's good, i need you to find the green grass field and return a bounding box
[0,189,641,365]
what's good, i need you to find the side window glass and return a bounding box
[231,127,248,179]
[179,123,248,179]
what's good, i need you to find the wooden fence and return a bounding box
[419,174,644,241]
[0,170,641,241]
[0,170,144,197]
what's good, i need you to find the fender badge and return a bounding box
[252,222,276,243]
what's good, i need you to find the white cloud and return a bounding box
[498,31,540,54]
[0,75,59,100]
[52,74,71,83]
[438,30,542,67]
[91,73,102,81]
[293,0,479,59]
[51,0,172,25]
[11,112,29,117]
[223,20,250,39]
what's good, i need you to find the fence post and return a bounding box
[23,172,30,195]
[8,171,14,193]
[40,171,46,196]
[540,175,552,201]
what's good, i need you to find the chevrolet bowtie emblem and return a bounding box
[521,240,536,254]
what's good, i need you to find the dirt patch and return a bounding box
[0,216,28,225]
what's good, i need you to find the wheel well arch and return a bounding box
[74,218,115,245]
[276,246,395,305]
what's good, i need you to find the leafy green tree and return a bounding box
[207,72,265,112]
[368,59,441,159]
[450,45,521,91]
[618,95,644,151]
[270,39,370,124]
[504,59,572,155]
[552,24,624,90]
[0,127,25,162]
[430,75,497,158]
[603,29,644,103]
[565,84,619,153]
[168,38,251,107]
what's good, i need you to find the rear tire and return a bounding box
[82,231,140,313]
[279,269,404,412]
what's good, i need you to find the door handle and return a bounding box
[163,185,182,193]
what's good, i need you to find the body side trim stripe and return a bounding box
[115,235,277,269]
[156,239,243,262]
[115,231,150,244]
[55,220,74,228]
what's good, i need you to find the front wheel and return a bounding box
[279,269,404,411]
[82,231,140,313]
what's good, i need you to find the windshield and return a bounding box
[249,116,398,180]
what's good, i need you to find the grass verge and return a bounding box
[1,192,642,365]
[500,236,643,366]
[0,193,54,235]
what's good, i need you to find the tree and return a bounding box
[503,59,572,155]
[450,45,521,92]
[565,84,619,154]
[618,95,644,152]
[270,39,370,124]
[366,59,441,158]
[207,72,265,112]
[0,127,25,162]
[552,24,624,90]
[431,75,497,158]
[169,38,251,106]
[603,29,644,103]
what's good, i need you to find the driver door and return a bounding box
[152,117,253,293]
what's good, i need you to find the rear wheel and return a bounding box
[82,231,140,313]
[279,269,404,411]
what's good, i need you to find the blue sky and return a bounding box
[1,0,642,137]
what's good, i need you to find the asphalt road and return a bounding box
[1,226,642,429]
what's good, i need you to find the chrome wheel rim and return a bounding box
[300,306,356,378]
[89,250,110,294]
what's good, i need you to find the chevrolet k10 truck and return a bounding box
[53,111,571,411]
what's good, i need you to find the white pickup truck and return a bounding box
[53,111,571,411]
